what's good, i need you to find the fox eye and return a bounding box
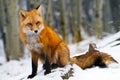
[26,23,32,27]
[36,21,41,26]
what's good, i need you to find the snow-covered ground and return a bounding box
[0,32,120,80]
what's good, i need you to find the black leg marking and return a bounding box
[44,56,51,75]
[43,64,46,70]
[40,53,46,70]
[51,63,58,69]
[27,59,37,78]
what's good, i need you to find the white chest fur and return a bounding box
[27,34,39,43]
[26,43,43,52]
[26,34,43,53]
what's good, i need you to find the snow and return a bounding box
[0,32,120,80]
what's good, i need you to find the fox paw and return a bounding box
[51,63,58,69]
[44,69,51,75]
[27,74,36,79]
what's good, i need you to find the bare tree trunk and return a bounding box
[0,0,5,33]
[46,0,54,27]
[76,0,82,42]
[69,0,82,43]
[0,0,9,61]
[69,0,74,42]
[4,0,21,60]
[59,0,68,43]
[94,0,103,39]
[69,0,77,43]
[103,0,112,33]
[26,0,34,10]
[110,0,120,32]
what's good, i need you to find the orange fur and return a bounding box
[70,44,117,69]
[19,6,70,67]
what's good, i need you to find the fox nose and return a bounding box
[34,30,38,33]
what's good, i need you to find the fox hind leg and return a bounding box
[56,44,70,67]
[44,56,51,75]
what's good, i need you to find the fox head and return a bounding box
[19,5,45,35]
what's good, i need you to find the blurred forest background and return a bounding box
[0,0,120,61]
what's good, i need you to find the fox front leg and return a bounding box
[27,56,38,78]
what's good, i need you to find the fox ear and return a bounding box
[88,43,97,52]
[37,5,44,17]
[19,9,27,21]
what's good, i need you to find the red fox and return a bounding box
[70,43,118,69]
[19,5,118,79]
[19,5,70,78]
